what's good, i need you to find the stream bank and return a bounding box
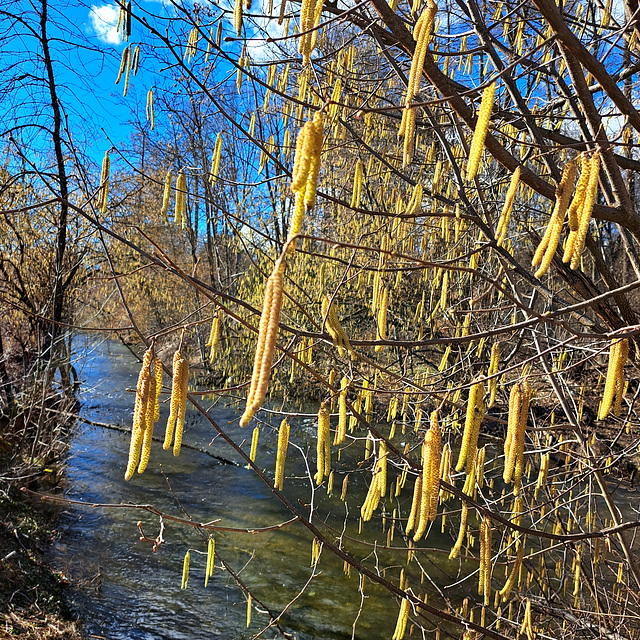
[0,459,83,640]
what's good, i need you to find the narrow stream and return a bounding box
[53,338,414,639]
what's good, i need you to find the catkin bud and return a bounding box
[181,550,190,589]
[495,167,520,246]
[146,89,154,130]
[209,133,222,187]
[205,537,215,587]
[456,377,485,474]
[275,418,290,490]
[161,170,172,224]
[99,150,110,214]
[335,376,349,445]
[175,169,187,228]
[250,426,259,462]
[479,516,492,605]
[315,403,330,484]
[466,82,496,181]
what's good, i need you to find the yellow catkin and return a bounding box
[399,1,437,167]
[449,501,468,559]
[495,167,520,246]
[391,596,411,640]
[375,286,389,352]
[163,351,188,451]
[563,156,591,262]
[379,441,388,498]
[322,296,353,357]
[146,88,154,130]
[125,347,153,480]
[175,169,187,228]
[351,159,363,209]
[137,366,157,474]
[181,550,190,589]
[250,426,259,462]
[598,338,629,419]
[316,403,330,484]
[161,170,172,224]
[456,377,485,474]
[173,357,189,457]
[406,474,423,535]
[207,313,221,363]
[479,516,492,605]
[99,150,110,213]
[275,418,290,490]
[205,537,215,587]
[246,593,252,628]
[240,257,285,427]
[504,379,530,493]
[209,133,222,188]
[289,113,324,249]
[487,342,500,408]
[499,541,524,600]
[520,599,534,640]
[413,411,442,541]
[234,0,243,35]
[533,160,577,277]
[466,81,496,181]
[115,45,129,85]
[335,376,349,445]
[570,152,600,270]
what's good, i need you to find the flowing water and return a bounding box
[53,338,441,640]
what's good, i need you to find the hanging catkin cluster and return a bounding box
[321,295,353,358]
[399,1,437,166]
[290,112,324,249]
[298,0,323,64]
[125,347,162,480]
[466,81,496,181]
[361,440,387,521]
[163,350,189,456]
[504,379,531,495]
[239,257,286,427]
[598,338,629,420]
[532,159,577,277]
[562,151,600,270]
[409,411,442,541]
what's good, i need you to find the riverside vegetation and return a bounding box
[3,0,640,638]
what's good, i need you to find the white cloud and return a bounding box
[89,4,120,45]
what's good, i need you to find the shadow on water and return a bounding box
[53,337,427,640]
